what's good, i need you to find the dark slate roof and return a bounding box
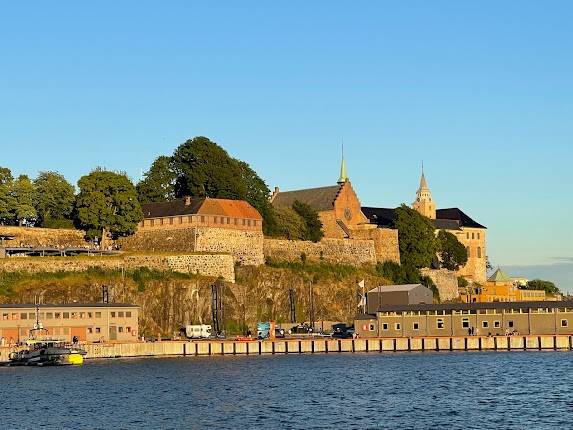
[271,185,342,212]
[361,207,396,228]
[436,208,486,229]
[434,219,462,230]
[375,301,571,313]
[142,199,203,218]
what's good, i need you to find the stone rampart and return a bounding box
[350,227,400,264]
[420,268,459,302]
[0,253,235,283]
[263,238,376,266]
[0,226,86,247]
[117,227,264,266]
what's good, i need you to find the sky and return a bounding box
[1,2,572,288]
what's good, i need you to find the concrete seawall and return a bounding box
[2,335,572,362]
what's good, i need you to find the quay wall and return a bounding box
[2,335,571,362]
[0,253,236,283]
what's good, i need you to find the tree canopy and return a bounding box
[34,171,75,227]
[523,279,560,295]
[273,207,306,240]
[74,170,142,242]
[0,167,14,224]
[437,230,468,271]
[392,204,438,269]
[12,175,37,226]
[136,156,177,204]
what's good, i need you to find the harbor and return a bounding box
[2,334,572,362]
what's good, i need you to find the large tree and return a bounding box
[437,230,468,271]
[74,170,143,244]
[12,175,37,226]
[172,136,246,199]
[0,167,14,224]
[136,156,177,204]
[292,200,324,242]
[34,171,75,227]
[524,279,560,295]
[392,204,438,269]
[273,207,306,240]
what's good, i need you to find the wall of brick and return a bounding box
[420,268,459,302]
[263,238,376,266]
[0,253,236,283]
[117,227,264,266]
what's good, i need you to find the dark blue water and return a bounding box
[1,351,572,429]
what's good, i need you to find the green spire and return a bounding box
[338,143,348,183]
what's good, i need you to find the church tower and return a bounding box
[412,165,436,219]
[338,146,349,183]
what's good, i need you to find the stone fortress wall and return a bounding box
[0,253,236,283]
[420,268,459,302]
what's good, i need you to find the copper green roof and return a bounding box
[488,268,511,283]
[338,156,348,183]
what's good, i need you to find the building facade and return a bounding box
[355,301,573,338]
[462,268,546,303]
[0,304,139,344]
[366,284,433,314]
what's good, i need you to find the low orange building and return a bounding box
[462,268,546,303]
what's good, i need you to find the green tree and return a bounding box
[437,230,468,271]
[34,171,75,228]
[172,136,246,199]
[74,170,143,244]
[0,167,14,224]
[292,200,324,242]
[524,279,560,295]
[376,260,421,284]
[12,175,37,226]
[136,156,177,204]
[392,204,438,269]
[273,207,306,240]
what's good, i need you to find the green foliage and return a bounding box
[74,170,143,240]
[420,275,440,302]
[34,171,75,227]
[265,257,373,282]
[437,230,468,271]
[136,156,177,204]
[523,279,560,295]
[292,200,324,242]
[376,261,421,284]
[393,204,437,269]
[0,167,14,224]
[457,276,469,289]
[12,175,37,226]
[273,207,306,239]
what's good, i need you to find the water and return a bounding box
[1,351,572,429]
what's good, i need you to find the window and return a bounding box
[126,327,132,333]
[55,312,61,319]
[20,313,27,319]
[561,319,568,327]
[95,312,102,318]
[477,233,481,240]
[477,247,482,258]
[88,312,93,318]
[28,313,35,319]
[482,321,489,328]
[159,218,164,226]
[508,321,514,328]
[126,312,132,318]
[382,323,389,330]
[2,313,8,320]
[111,312,116,318]
[472,232,475,239]
[201,216,205,223]
[46,313,53,319]
[369,324,375,331]
[395,323,401,330]
[437,319,444,329]
[413,322,419,330]
[95,327,101,334]
[234,219,238,225]
[118,311,124,318]
[150,219,155,227]
[179,216,183,224]
[494,321,500,328]
[462,318,470,329]
[63,312,70,319]
[227,218,230,224]
[214,217,217,224]
[466,232,469,239]
[118,327,124,333]
[87,327,93,334]
[169,217,173,225]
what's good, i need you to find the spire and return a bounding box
[338,140,348,183]
[412,162,436,219]
[419,162,428,189]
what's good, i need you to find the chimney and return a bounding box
[184,196,192,206]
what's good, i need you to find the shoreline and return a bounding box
[2,334,571,362]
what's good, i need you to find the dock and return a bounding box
[2,335,572,362]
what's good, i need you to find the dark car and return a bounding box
[288,324,313,335]
[331,330,353,339]
[275,328,285,338]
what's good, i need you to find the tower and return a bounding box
[338,144,348,183]
[412,164,436,219]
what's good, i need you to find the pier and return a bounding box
[2,335,572,362]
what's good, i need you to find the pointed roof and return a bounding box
[419,172,428,189]
[488,268,511,283]
[338,155,348,183]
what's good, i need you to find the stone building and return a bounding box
[363,169,487,284]
[461,268,546,303]
[269,157,400,264]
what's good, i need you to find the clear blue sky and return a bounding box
[1,2,572,286]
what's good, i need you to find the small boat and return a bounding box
[7,301,86,366]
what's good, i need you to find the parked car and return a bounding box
[275,327,285,338]
[288,324,313,335]
[331,330,353,339]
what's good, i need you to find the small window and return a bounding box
[95,312,102,318]
[472,232,475,239]
[87,327,93,334]
[46,313,53,319]
[95,327,101,333]
[482,321,489,328]
[561,319,568,328]
[126,327,131,333]
[508,321,514,328]
[179,216,183,224]
[477,247,482,258]
[150,219,155,227]
[477,233,481,240]
[413,322,419,330]
[382,323,389,330]
[118,311,124,318]
[201,216,205,223]
[234,219,238,225]
[159,218,164,226]
[169,217,173,225]
[111,312,116,318]
[494,321,500,328]
[20,313,27,319]
[29,313,35,319]
[369,324,375,331]
[437,319,444,329]
[466,232,469,239]
[395,323,401,330]
[55,312,61,319]
[227,218,230,224]
[126,312,132,318]
[462,318,470,329]
[2,313,8,320]
[63,312,70,319]
[88,312,93,318]
[118,327,124,333]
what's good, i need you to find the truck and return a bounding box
[184,324,213,339]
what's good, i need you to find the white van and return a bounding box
[185,324,212,339]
